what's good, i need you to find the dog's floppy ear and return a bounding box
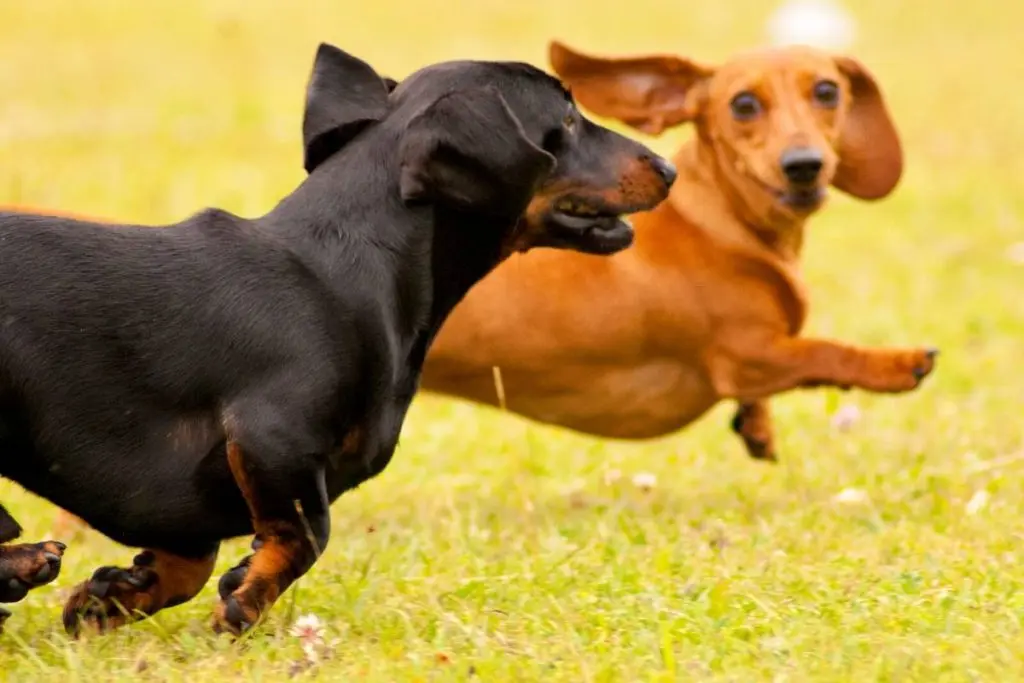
[398,87,556,215]
[548,40,713,135]
[832,56,903,200]
[302,43,390,173]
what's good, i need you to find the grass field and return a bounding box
[1,0,1022,680]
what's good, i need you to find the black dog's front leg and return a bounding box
[213,441,331,635]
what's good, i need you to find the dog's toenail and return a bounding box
[43,552,61,564]
[53,542,67,552]
[925,347,939,359]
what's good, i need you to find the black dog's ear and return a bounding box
[399,88,556,215]
[303,43,390,173]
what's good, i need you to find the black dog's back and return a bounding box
[0,210,374,548]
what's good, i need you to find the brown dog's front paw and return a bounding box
[62,557,158,636]
[914,347,939,380]
[0,541,66,603]
[891,347,939,391]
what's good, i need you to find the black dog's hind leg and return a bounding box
[0,503,66,636]
[212,441,331,635]
[61,544,218,636]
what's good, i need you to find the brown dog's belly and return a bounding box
[422,359,718,440]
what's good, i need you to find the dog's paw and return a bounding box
[217,555,253,601]
[0,541,65,603]
[730,404,777,462]
[885,347,939,391]
[62,556,157,636]
[914,347,939,380]
[212,591,261,637]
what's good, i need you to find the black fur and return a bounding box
[0,43,674,625]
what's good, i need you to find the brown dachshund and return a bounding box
[420,41,938,461]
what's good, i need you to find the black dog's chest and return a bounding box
[324,365,422,500]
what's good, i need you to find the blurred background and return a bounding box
[1,0,1022,679]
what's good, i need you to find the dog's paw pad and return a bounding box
[217,557,252,600]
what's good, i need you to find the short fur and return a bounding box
[421,41,937,460]
[0,43,674,636]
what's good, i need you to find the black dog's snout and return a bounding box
[780,148,824,185]
[648,156,678,189]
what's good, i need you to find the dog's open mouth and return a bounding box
[544,198,635,255]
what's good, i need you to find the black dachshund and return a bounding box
[0,43,676,636]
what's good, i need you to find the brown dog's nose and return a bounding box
[780,148,824,185]
[647,155,678,189]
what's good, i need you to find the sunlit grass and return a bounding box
[0,0,1022,680]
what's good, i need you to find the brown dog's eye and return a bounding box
[729,92,762,121]
[812,80,840,108]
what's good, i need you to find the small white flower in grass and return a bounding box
[603,468,623,486]
[830,404,862,431]
[965,490,990,516]
[832,487,869,504]
[1007,242,1024,264]
[290,613,326,645]
[632,472,657,492]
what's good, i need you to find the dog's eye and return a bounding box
[729,92,762,121]
[812,80,840,108]
[562,112,576,132]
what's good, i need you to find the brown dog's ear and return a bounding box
[832,56,903,200]
[548,40,712,135]
[302,43,390,173]
[398,88,556,215]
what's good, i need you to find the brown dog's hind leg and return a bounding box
[212,441,330,635]
[51,510,90,541]
[731,400,777,461]
[62,546,218,636]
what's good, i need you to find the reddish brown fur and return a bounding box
[0,541,64,581]
[62,548,216,635]
[212,442,312,633]
[420,41,935,461]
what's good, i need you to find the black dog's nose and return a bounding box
[648,156,678,189]
[780,147,824,185]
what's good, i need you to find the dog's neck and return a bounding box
[663,140,810,265]
[266,152,516,346]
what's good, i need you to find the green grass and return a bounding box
[1,0,1022,680]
